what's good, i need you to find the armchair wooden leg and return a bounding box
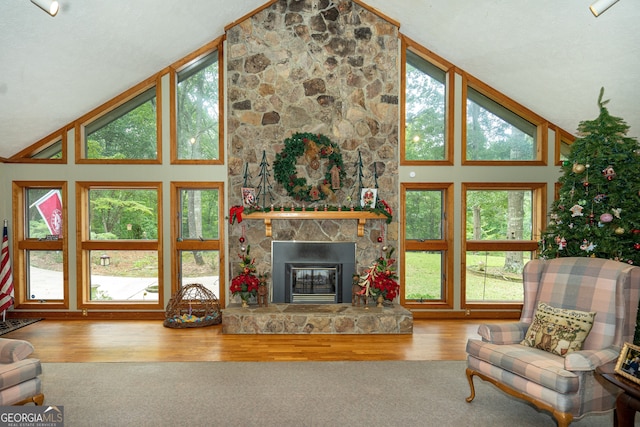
[464,367,573,427]
[465,367,477,403]
[14,393,44,406]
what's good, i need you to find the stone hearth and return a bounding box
[222,303,413,334]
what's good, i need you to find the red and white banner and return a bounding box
[0,222,14,313]
[32,190,63,236]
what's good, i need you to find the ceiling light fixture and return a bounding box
[30,0,59,17]
[590,0,619,17]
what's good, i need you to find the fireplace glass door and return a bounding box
[290,266,338,303]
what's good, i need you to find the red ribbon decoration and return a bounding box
[229,205,244,224]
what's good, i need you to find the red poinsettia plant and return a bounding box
[230,245,260,302]
[362,246,399,301]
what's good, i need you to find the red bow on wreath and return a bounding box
[229,205,244,224]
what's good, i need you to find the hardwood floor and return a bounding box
[1,318,502,363]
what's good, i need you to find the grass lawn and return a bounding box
[405,252,527,302]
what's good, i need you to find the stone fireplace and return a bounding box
[272,241,356,303]
[226,0,400,300]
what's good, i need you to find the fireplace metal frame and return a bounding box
[271,241,356,304]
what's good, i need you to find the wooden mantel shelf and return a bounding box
[242,210,387,237]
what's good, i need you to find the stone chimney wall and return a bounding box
[226,0,399,286]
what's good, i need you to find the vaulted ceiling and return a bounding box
[1,0,638,158]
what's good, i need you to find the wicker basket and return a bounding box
[163,283,222,328]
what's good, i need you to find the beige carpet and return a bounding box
[40,361,618,427]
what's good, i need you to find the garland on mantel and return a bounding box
[273,132,346,202]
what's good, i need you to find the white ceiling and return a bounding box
[1,0,638,158]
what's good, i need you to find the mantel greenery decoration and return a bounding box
[273,132,346,202]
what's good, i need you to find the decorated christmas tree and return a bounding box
[539,88,640,266]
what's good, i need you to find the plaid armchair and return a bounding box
[465,257,640,427]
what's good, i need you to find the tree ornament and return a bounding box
[635,243,640,251]
[239,236,245,243]
[558,237,567,250]
[600,213,613,223]
[602,165,616,181]
[377,236,383,243]
[615,227,625,235]
[572,163,586,174]
[570,204,584,217]
[273,132,346,202]
[240,245,246,252]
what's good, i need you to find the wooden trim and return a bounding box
[400,35,454,166]
[402,35,453,70]
[169,37,225,165]
[170,37,223,72]
[461,73,549,166]
[75,74,163,164]
[169,182,226,305]
[12,181,69,309]
[224,0,279,31]
[75,181,164,310]
[242,210,388,237]
[4,311,166,320]
[552,124,576,166]
[353,0,400,28]
[460,182,546,308]
[400,182,454,309]
[412,310,520,320]
[465,241,540,251]
[7,126,68,163]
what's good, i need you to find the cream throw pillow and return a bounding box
[521,302,595,357]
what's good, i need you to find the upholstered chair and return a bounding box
[0,338,43,405]
[465,257,640,427]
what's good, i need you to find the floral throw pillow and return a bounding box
[521,302,596,357]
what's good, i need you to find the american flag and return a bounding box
[0,220,14,317]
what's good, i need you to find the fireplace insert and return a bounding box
[272,241,356,304]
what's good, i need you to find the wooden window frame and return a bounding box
[12,181,69,309]
[170,38,225,165]
[401,35,454,166]
[461,182,546,310]
[170,182,226,305]
[401,182,454,309]
[7,129,68,164]
[553,125,575,166]
[76,181,163,310]
[75,76,163,165]
[462,74,548,166]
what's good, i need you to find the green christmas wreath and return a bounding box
[273,132,346,202]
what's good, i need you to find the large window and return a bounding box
[76,182,163,309]
[404,50,447,162]
[13,182,68,308]
[174,50,221,162]
[401,183,453,308]
[171,183,224,301]
[462,183,545,307]
[401,37,452,165]
[463,77,547,165]
[78,80,161,163]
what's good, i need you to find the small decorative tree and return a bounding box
[230,246,260,307]
[360,246,400,307]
